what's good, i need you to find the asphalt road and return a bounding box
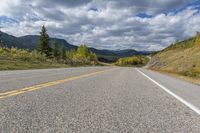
[0,67,200,132]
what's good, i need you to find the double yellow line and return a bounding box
[0,68,114,99]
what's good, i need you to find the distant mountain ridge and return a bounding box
[0,31,151,61]
[0,31,76,50]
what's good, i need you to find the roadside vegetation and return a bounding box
[149,32,200,79]
[115,56,149,67]
[0,47,68,70]
[97,55,119,63]
[0,26,98,70]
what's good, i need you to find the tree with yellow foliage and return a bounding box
[72,45,98,64]
[195,32,200,46]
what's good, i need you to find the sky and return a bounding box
[0,0,200,51]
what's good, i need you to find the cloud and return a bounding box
[30,0,92,8]
[93,0,195,15]
[0,0,199,51]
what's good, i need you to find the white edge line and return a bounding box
[135,68,200,115]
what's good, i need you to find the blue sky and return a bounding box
[0,0,200,50]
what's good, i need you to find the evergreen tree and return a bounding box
[37,25,51,57]
[60,44,66,60]
[66,50,76,62]
[0,32,3,47]
[52,39,59,59]
[0,40,3,47]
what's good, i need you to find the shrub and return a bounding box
[68,45,98,65]
[0,47,47,62]
[0,44,98,67]
[115,56,149,66]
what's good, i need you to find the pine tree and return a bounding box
[0,40,3,47]
[37,25,51,57]
[66,50,76,62]
[52,39,59,59]
[60,44,66,60]
[0,32,3,47]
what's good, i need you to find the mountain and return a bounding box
[0,31,24,48]
[0,31,76,50]
[148,33,200,78]
[19,35,77,50]
[89,48,142,56]
[0,31,151,62]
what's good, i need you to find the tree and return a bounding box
[73,45,98,64]
[66,50,76,63]
[76,45,90,58]
[60,44,66,60]
[37,25,51,57]
[0,40,3,47]
[52,39,59,59]
[195,31,200,45]
[89,52,97,62]
[74,45,90,63]
[0,32,3,47]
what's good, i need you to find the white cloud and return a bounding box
[0,0,199,51]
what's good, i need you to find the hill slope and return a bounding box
[149,33,200,78]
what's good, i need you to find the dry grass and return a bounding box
[0,47,69,70]
[0,58,68,70]
[153,46,200,77]
[149,34,200,79]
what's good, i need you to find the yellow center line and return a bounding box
[0,68,116,99]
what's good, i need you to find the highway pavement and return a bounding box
[0,67,200,132]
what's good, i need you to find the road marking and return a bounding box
[136,68,200,115]
[0,68,116,99]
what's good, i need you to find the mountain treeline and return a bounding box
[0,30,152,63]
[36,25,98,65]
[0,26,98,70]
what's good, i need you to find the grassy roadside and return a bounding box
[0,58,108,71]
[149,68,200,85]
[0,57,69,70]
[0,47,68,70]
[0,46,101,71]
[148,33,200,83]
